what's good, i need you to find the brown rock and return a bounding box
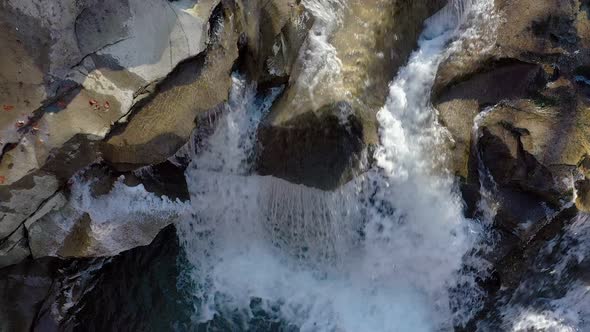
[102,5,239,167]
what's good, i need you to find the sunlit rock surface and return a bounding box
[257,0,446,190]
[0,0,232,266]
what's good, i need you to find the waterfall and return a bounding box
[174,1,497,330]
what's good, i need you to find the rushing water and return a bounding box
[174,1,494,331]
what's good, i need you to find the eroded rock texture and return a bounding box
[0,0,235,267]
[433,0,590,327]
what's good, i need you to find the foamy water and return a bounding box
[175,1,496,330]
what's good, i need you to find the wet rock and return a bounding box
[0,173,59,242]
[477,118,561,204]
[235,0,310,84]
[0,257,63,332]
[0,136,106,267]
[435,60,546,179]
[56,225,194,331]
[258,103,367,190]
[257,0,446,190]
[438,99,479,179]
[18,159,188,261]
[434,0,590,182]
[123,161,190,201]
[472,207,582,330]
[575,178,590,212]
[0,225,30,268]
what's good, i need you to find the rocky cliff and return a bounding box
[0,0,447,267]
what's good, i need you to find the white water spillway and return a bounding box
[176,0,496,330]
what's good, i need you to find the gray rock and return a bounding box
[0,225,30,269]
[102,3,240,167]
[27,178,186,259]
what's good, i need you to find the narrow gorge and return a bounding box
[1,0,589,331]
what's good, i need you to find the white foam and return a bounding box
[176,1,497,330]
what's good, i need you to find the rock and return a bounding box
[123,161,190,201]
[435,60,546,179]
[0,135,106,266]
[0,173,59,240]
[26,173,187,259]
[234,0,310,84]
[471,207,581,330]
[55,225,193,331]
[0,0,218,186]
[102,4,239,167]
[0,225,30,269]
[257,0,446,190]
[0,225,188,331]
[434,0,590,180]
[0,0,231,265]
[434,0,590,209]
[438,99,479,179]
[258,103,368,190]
[0,257,63,332]
[477,112,562,204]
[575,178,590,212]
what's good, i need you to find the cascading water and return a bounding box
[175,0,496,330]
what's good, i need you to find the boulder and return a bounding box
[433,1,590,325]
[234,0,311,85]
[0,225,30,269]
[435,0,590,180]
[0,173,59,241]
[257,0,446,190]
[102,3,239,167]
[433,0,590,206]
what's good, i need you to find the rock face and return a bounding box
[102,4,240,167]
[257,0,446,190]
[234,0,310,85]
[0,0,219,186]
[435,0,590,191]
[0,0,240,267]
[433,0,590,326]
[434,0,590,209]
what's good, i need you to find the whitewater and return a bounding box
[172,0,495,330]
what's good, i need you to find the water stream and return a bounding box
[174,1,494,330]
